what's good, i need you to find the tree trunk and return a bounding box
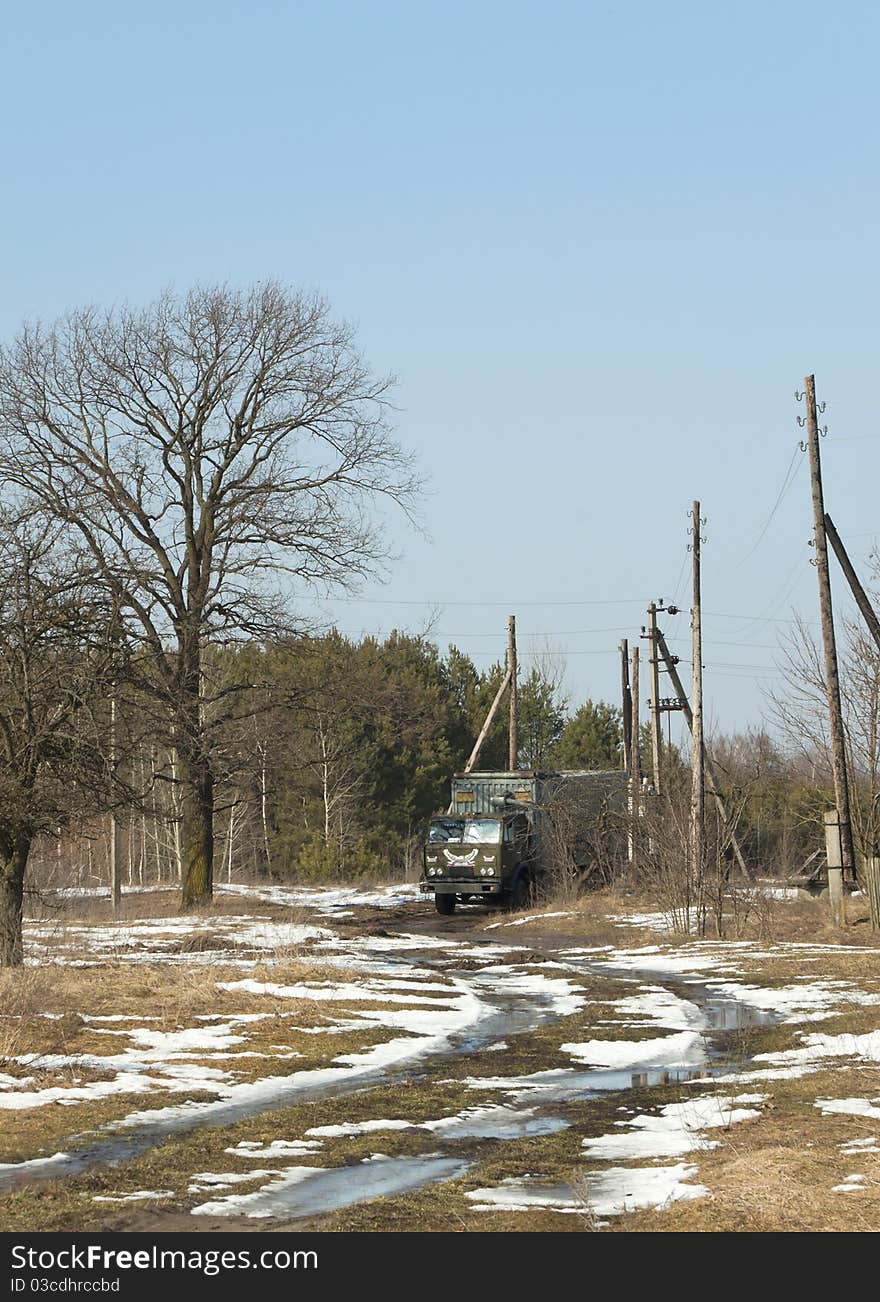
[179,749,214,908]
[258,742,272,876]
[0,836,31,967]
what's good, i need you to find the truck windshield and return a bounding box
[427,818,502,844]
[428,819,465,843]
[463,819,502,844]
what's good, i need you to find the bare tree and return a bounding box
[0,283,420,906]
[768,612,880,865]
[0,524,116,964]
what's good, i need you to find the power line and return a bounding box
[704,606,816,626]
[324,596,648,608]
[735,444,804,567]
[670,548,690,607]
[337,625,635,638]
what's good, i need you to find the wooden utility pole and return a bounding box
[824,513,880,656]
[508,614,518,772]
[620,639,632,772]
[690,501,705,899]
[803,375,855,880]
[647,602,663,793]
[654,627,750,876]
[630,645,641,862]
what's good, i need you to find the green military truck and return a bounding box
[421,769,628,915]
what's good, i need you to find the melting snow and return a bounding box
[608,913,676,933]
[191,1153,469,1218]
[305,1119,416,1138]
[705,979,880,1024]
[579,1163,708,1215]
[757,1031,880,1070]
[218,882,420,914]
[467,1164,707,1216]
[816,1097,880,1121]
[561,1031,706,1072]
[188,1170,284,1192]
[465,1177,587,1214]
[610,987,706,1031]
[840,1136,880,1153]
[225,1140,323,1157]
[581,1094,764,1161]
[483,912,576,931]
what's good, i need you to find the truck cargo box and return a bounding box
[450,770,627,816]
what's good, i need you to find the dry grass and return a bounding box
[610,1063,880,1233]
[3,879,880,1233]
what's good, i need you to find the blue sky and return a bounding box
[2,1,879,741]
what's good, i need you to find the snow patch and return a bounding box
[581,1094,764,1161]
[816,1097,880,1121]
[225,1139,323,1157]
[561,1031,706,1072]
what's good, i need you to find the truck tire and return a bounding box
[510,871,533,912]
[435,893,456,916]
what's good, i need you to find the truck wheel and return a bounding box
[435,894,456,915]
[510,872,533,911]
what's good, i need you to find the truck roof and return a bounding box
[452,769,623,779]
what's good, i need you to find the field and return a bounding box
[1,881,879,1233]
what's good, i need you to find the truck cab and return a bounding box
[421,809,533,915]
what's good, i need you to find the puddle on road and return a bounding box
[191,1154,471,1219]
[703,999,778,1031]
[463,1065,709,1104]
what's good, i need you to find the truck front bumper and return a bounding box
[420,879,504,895]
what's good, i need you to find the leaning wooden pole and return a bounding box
[654,627,751,877]
[463,670,512,775]
[803,375,855,881]
[824,513,880,657]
